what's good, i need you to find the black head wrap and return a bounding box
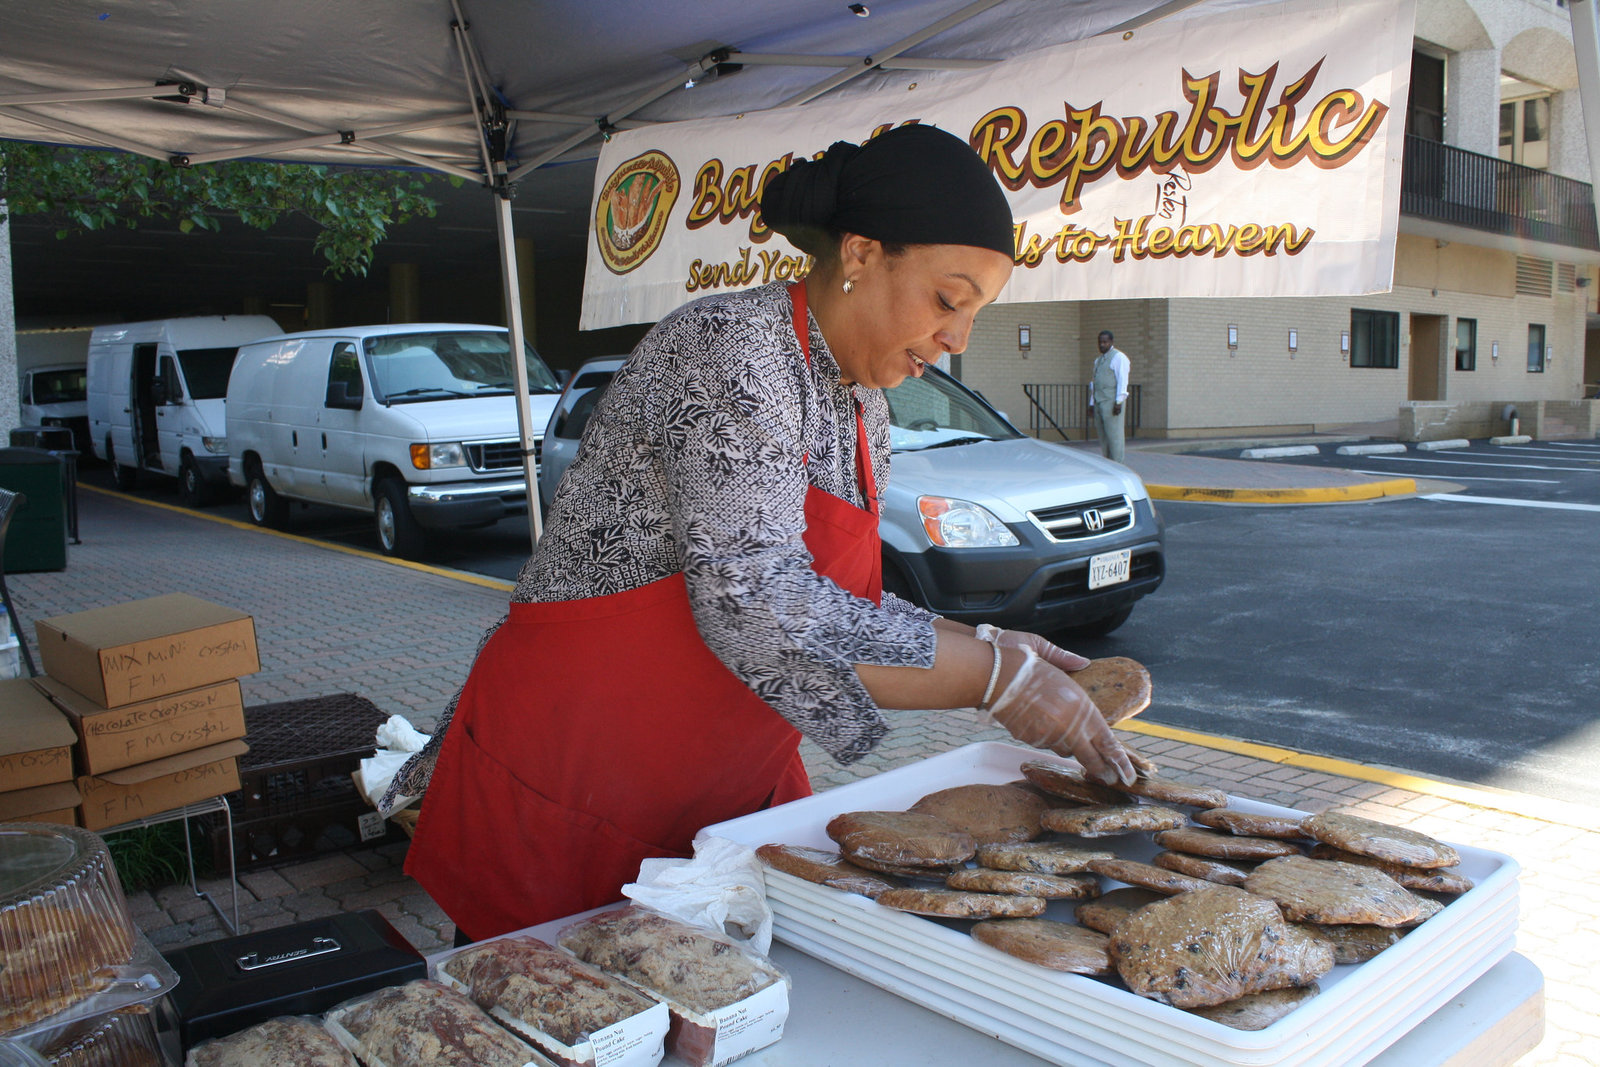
[759,124,1014,258]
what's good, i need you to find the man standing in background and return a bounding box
[1088,329,1130,462]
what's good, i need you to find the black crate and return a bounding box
[211,797,406,870]
[203,693,405,870]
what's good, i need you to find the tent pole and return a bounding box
[494,186,542,547]
[1569,0,1600,215]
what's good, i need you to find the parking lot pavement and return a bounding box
[5,479,1597,1064]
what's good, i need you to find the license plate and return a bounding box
[1088,549,1131,590]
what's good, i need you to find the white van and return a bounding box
[225,323,563,558]
[86,316,283,504]
[19,363,89,451]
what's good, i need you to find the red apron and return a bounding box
[407,282,883,940]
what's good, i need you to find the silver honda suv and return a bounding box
[541,357,1163,637]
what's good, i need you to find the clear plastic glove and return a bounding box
[975,624,1089,673]
[986,646,1136,785]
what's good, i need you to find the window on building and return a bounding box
[1455,318,1476,372]
[1527,324,1546,372]
[1407,51,1445,142]
[1500,94,1550,170]
[1350,309,1400,369]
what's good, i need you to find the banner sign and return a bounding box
[580,0,1414,330]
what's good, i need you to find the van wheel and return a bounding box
[246,461,289,528]
[107,441,138,491]
[374,479,425,559]
[178,456,210,507]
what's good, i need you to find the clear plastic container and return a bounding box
[40,1008,164,1067]
[0,824,139,1034]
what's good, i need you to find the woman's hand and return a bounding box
[985,647,1136,785]
[976,624,1089,673]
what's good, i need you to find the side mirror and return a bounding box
[326,382,363,410]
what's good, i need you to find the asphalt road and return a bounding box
[86,438,1600,807]
[1066,439,1600,809]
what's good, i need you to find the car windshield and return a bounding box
[364,330,562,403]
[176,346,243,400]
[29,369,87,404]
[885,365,1022,451]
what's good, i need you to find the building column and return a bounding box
[1549,90,1591,182]
[1447,48,1500,157]
[0,201,18,441]
[306,282,333,330]
[515,238,537,346]
[389,263,420,323]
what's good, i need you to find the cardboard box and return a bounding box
[0,677,78,790]
[36,593,259,708]
[77,738,248,831]
[0,780,82,824]
[33,675,248,774]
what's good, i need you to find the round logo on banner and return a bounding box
[595,150,681,274]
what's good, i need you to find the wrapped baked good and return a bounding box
[558,907,789,1067]
[43,1007,163,1067]
[185,1016,357,1067]
[0,825,138,1031]
[436,937,668,1067]
[323,979,552,1066]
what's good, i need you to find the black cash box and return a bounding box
[162,909,427,1049]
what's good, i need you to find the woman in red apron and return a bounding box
[396,125,1134,941]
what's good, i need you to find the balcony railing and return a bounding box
[1401,134,1600,251]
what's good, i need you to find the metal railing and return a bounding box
[1401,134,1600,251]
[1023,383,1142,440]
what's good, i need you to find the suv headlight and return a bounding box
[411,442,467,470]
[917,496,1019,548]
[201,436,228,455]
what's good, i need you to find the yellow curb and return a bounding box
[79,484,517,592]
[1119,718,1600,829]
[1145,478,1416,504]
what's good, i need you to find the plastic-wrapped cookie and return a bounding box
[826,810,976,871]
[1019,760,1127,805]
[946,868,1100,900]
[1042,804,1187,837]
[1244,856,1420,926]
[974,841,1113,875]
[1150,850,1256,887]
[1190,985,1320,1030]
[1153,827,1302,861]
[756,844,902,898]
[1076,887,1164,933]
[1193,808,1308,840]
[875,888,1046,920]
[1110,773,1228,809]
[1299,809,1459,869]
[908,783,1050,846]
[1068,656,1151,725]
[1307,844,1473,894]
[972,918,1112,975]
[1088,857,1214,896]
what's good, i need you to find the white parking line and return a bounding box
[1353,470,1557,484]
[1421,494,1600,512]
[1497,445,1600,457]
[1356,454,1599,472]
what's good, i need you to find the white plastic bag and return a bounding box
[621,836,773,954]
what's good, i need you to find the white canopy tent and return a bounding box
[0,0,1212,543]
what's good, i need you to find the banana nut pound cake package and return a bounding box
[557,906,790,1067]
[434,935,670,1067]
[322,979,552,1067]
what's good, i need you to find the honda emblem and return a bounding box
[1083,508,1104,532]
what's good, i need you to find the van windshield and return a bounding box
[364,331,562,403]
[886,365,1023,452]
[177,346,243,400]
[29,368,87,404]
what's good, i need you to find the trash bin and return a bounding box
[6,428,80,544]
[0,448,69,573]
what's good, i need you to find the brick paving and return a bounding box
[4,469,1591,1066]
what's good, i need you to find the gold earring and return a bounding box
[842,278,855,294]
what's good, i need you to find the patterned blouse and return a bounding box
[387,281,937,804]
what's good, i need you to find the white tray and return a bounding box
[705,742,1520,1067]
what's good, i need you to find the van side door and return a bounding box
[316,341,370,506]
[129,343,161,470]
[152,353,186,475]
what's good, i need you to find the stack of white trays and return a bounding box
[707,742,1520,1067]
